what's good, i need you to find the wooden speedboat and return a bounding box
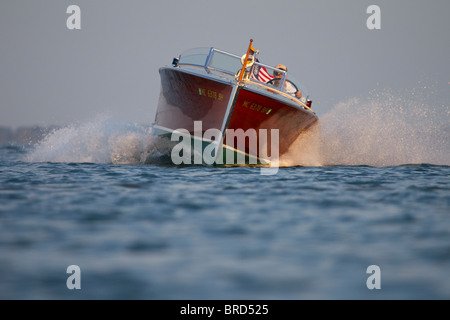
[152,40,318,166]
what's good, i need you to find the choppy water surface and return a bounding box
[1,92,449,299]
[1,148,449,299]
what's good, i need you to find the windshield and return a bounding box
[177,47,210,66]
[178,47,242,75]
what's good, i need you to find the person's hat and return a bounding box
[275,64,287,71]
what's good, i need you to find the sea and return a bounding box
[1,91,449,300]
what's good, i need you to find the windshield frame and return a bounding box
[176,47,310,105]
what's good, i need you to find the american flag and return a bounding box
[251,59,274,83]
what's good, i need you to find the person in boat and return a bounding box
[267,64,302,99]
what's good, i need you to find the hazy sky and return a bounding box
[1,0,449,128]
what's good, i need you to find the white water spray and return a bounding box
[24,116,171,164]
[282,88,450,166]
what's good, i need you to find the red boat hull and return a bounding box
[155,67,233,133]
[154,67,318,163]
[225,88,317,159]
